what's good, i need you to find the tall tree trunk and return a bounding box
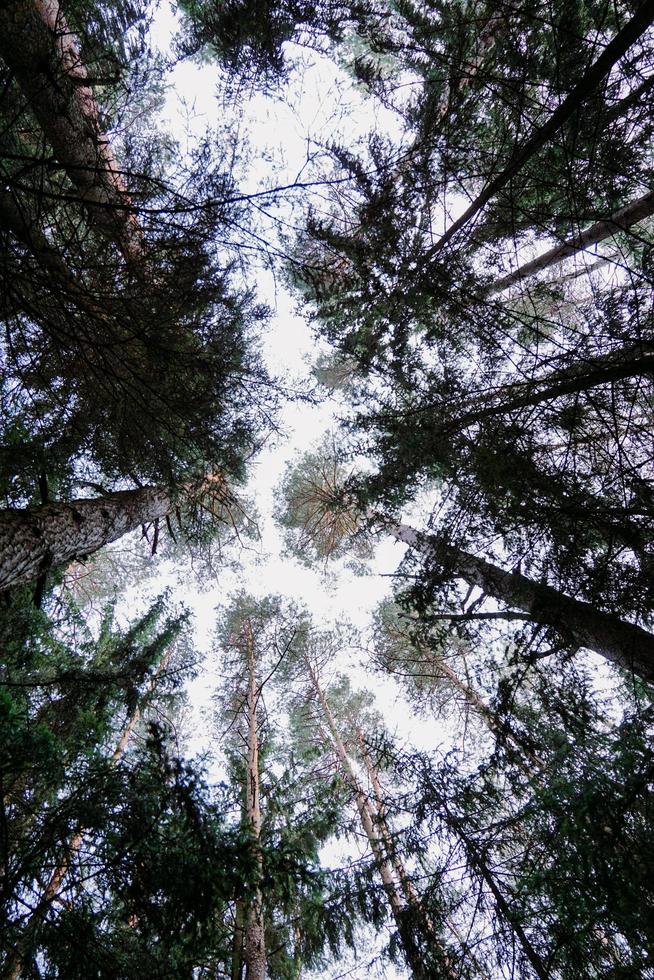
[405,341,654,438]
[0,485,173,593]
[490,189,654,292]
[243,625,266,980]
[378,636,543,772]
[359,740,493,979]
[0,0,144,261]
[3,644,176,980]
[425,0,654,255]
[387,522,654,682]
[231,898,246,980]
[442,805,549,980]
[302,655,456,980]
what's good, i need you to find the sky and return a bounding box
[102,6,443,977]
[132,1,446,755]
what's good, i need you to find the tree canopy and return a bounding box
[2,0,654,977]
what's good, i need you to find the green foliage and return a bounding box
[276,442,374,564]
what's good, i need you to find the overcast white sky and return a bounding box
[101,6,449,976]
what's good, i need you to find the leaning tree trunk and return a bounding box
[3,643,176,980]
[443,341,654,434]
[441,804,550,980]
[388,522,654,682]
[243,625,266,980]
[382,342,654,443]
[0,0,144,261]
[490,189,654,292]
[302,655,456,980]
[358,738,493,979]
[0,485,172,593]
[425,0,654,255]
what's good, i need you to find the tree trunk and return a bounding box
[243,625,266,980]
[231,899,246,980]
[425,0,654,255]
[390,341,654,440]
[388,523,654,682]
[3,643,176,980]
[442,806,549,980]
[0,0,144,261]
[302,656,456,980]
[382,635,543,772]
[491,190,654,292]
[0,485,173,593]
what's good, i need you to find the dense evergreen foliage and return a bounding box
[2,0,653,977]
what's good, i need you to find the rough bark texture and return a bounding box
[389,523,654,682]
[243,626,266,980]
[491,190,654,292]
[426,0,654,255]
[0,485,172,593]
[231,899,246,980]
[0,0,144,260]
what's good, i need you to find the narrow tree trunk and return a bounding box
[231,899,246,980]
[0,485,173,593]
[302,656,456,980]
[388,522,654,682]
[443,806,549,980]
[243,625,266,980]
[491,190,654,292]
[380,637,543,772]
[0,0,144,261]
[357,735,438,920]
[359,741,494,979]
[3,644,176,980]
[425,0,654,255]
[408,341,654,438]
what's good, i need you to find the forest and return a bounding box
[1,0,654,977]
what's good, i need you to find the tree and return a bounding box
[276,615,459,978]
[0,586,246,978]
[0,0,277,534]
[397,669,654,977]
[0,472,250,595]
[278,446,654,681]
[211,594,355,979]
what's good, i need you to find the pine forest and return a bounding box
[2,0,654,976]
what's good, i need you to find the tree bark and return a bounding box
[0,0,144,261]
[490,189,654,292]
[0,485,172,593]
[243,624,266,980]
[302,655,456,980]
[425,0,654,255]
[388,522,654,682]
[392,341,654,439]
[231,899,246,980]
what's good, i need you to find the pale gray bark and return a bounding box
[491,190,654,292]
[0,485,172,593]
[243,625,266,980]
[303,656,457,980]
[389,522,654,682]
